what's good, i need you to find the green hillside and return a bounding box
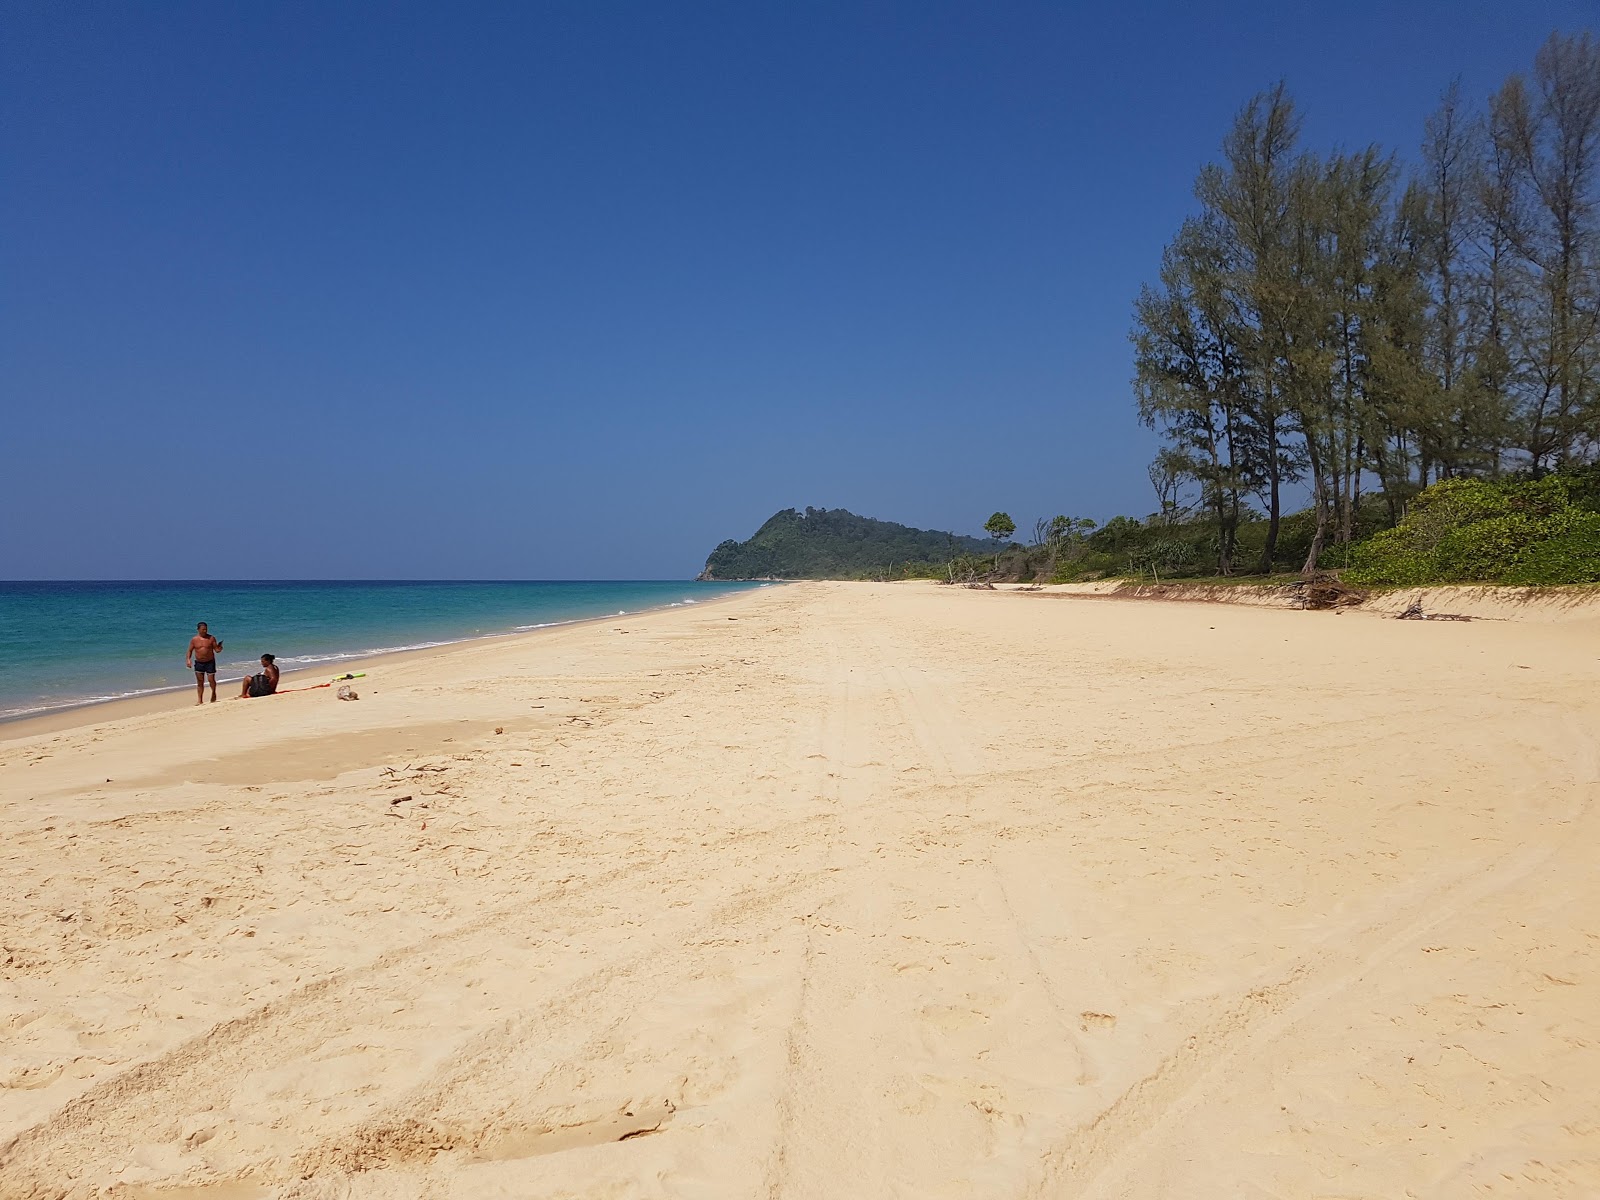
[700,508,992,580]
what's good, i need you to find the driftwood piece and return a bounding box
[1396,601,1472,622]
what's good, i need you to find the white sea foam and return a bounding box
[277,640,455,665]
[0,683,199,722]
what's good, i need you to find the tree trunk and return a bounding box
[1346,436,1365,549]
[1220,402,1242,576]
[1257,416,1282,574]
[1302,471,1328,574]
[1223,491,1240,576]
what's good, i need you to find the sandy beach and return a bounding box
[2,580,1598,1198]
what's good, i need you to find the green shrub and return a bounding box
[1347,476,1600,585]
[1558,464,1600,512]
[1500,513,1600,584]
[1347,526,1434,585]
[1055,551,1122,582]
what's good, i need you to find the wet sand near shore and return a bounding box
[2,581,1597,1198]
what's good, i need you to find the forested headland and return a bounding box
[700,508,992,581]
[701,35,1600,588]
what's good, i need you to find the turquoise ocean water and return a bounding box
[0,581,764,720]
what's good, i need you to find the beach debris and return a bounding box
[337,685,360,701]
[1287,575,1368,611]
[494,726,504,734]
[1396,601,1472,622]
[619,1121,667,1141]
[389,795,414,806]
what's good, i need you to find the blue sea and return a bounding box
[0,580,765,721]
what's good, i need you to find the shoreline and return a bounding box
[21,573,1582,740]
[0,584,768,742]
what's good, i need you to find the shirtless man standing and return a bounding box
[187,621,223,704]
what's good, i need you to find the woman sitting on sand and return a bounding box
[239,654,280,699]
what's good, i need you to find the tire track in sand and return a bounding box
[0,817,832,1199]
[759,614,859,1198]
[762,604,1090,1198]
[1029,717,1600,1200]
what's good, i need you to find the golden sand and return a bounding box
[2,581,1597,1197]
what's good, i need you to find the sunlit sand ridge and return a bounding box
[2,581,1597,1197]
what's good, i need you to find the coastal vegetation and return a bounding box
[1348,471,1600,585]
[1131,32,1600,583]
[701,35,1600,588]
[699,468,1599,586]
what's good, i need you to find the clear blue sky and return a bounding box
[3,1,1592,579]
